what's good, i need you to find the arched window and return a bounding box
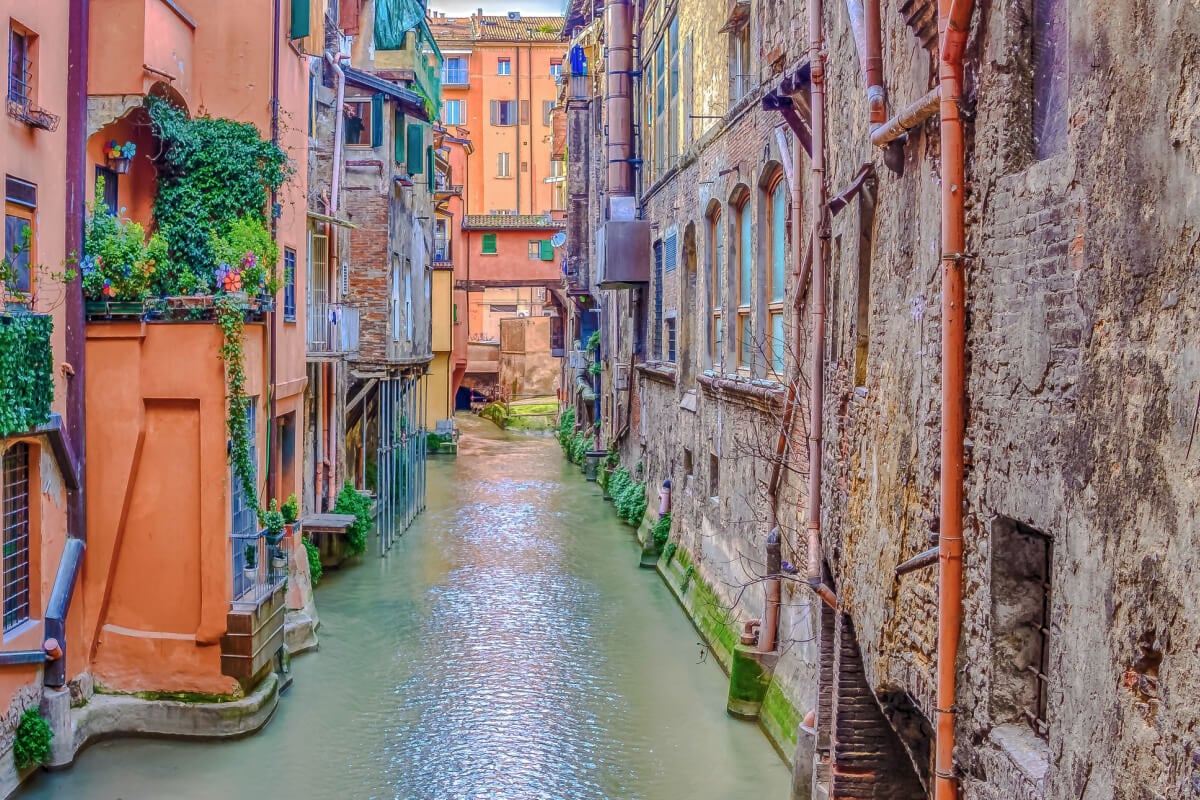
[735,196,752,370]
[767,174,788,375]
[707,204,724,368]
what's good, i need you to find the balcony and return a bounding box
[441,66,469,86]
[307,302,360,357]
[221,527,288,682]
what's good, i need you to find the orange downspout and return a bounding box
[805,0,829,593]
[935,0,974,797]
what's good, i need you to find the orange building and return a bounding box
[0,0,83,730]
[79,0,312,698]
[429,11,565,217]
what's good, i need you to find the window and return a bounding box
[542,100,555,126]
[344,99,374,146]
[406,123,424,175]
[549,159,565,178]
[391,255,401,339]
[95,166,119,215]
[527,240,541,260]
[654,37,666,173]
[709,451,719,498]
[481,233,498,254]
[991,518,1052,740]
[730,21,751,103]
[496,152,511,178]
[283,247,296,321]
[231,403,258,540]
[664,229,677,273]
[668,18,679,165]
[4,176,36,299]
[767,176,787,374]
[497,57,511,76]
[665,316,677,362]
[442,56,469,85]
[735,198,752,369]
[708,206,724,368]
[2,443,31,632]
[405,260,413,341]
[443,99,464,125]
[290,0,311,38]
[490,99,517,126]
[520,161,529,173]
[683,448,693,479]
[652,240,664,359]
[7,27,31,105]
[1032,0,1067,159]
[550,59,563,79]
[434,218,449,262]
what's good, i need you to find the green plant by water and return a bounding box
[652,512,672,551]
[13,708,52,770]
[333,483,372,555]
[303,535,323,586]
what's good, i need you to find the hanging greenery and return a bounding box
[216,293,255,506]
[0,313,54,437]
[303,535,323,586]
[332,483,373,556]
[652,512,672,551]
[147,97,288,296]
[13,708,52,770]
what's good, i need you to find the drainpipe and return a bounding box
[50,0,89,691]
[805,0,830,601]
[266,0,282,502]
[604,0,634,201]
[845,0,885,125]
[326,52,349,215]
[515,43,522,214]
[935,0,975,797]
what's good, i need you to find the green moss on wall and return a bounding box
[760,679,802,753]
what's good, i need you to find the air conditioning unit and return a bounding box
[568,350,589,370]
[508,11,521,20]
[613,362,631,391]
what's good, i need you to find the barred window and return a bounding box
[2,444,31,632]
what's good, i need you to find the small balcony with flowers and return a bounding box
[80,97,297,697]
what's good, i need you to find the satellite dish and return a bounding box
[551,232,567,248]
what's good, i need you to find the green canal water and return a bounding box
[20,415,790,799]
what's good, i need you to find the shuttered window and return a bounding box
[290,0,310,39]
[393,111,404,164]
[370,94,384,147]
[481,233,497,255]
[539,240,554,261]
[406,124,423,175]
[490,100,517,126]
[664,229,677,273]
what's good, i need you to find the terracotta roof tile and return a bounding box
[463,214,566,230]
[472,15,565,42]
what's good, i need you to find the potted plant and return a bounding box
[243,543,258,584]
[262,500,288,572]
[105,140,136,174]
[281,493,299,538]
[82,177,164,319]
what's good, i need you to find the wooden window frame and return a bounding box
[735,197,752,371]
[1,441,38,634]
[767,173,788,376]
[4,199,36,304]
[708,206,724,369]
[343,98,374,148]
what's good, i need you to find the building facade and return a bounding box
[565,0,1200,798]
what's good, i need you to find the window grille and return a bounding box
[2,444,31,631]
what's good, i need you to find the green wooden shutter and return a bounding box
[481,233,497,254]
[539,240,554,260]
[427,145,435,192]
[407,124,423,175]
[370,94,384,147]
[290,0,310,38]
[393,111,404,164]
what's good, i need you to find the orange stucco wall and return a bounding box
[84,321,268,695]
[77,0,310,694]
[464,228,563,285]
[0,0,82,713]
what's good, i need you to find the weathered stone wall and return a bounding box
[817,0,1200,798]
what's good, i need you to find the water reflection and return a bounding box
[19,416,790,800]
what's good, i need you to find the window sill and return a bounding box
[984,724,1048,796]
[698,371,786,411]
[637,362,677,385]
[2,618,42,647]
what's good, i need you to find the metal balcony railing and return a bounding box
[232,528,290,604]
[306,302,360,355]
[441,66,469,86]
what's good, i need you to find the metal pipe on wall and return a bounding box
[266,0,282,502]
[934,0,975,797]
[604,0,634,201]
[805,0,828,592]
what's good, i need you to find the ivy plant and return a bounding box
[0,313,54,437]
[13,708,52,770]
[215,293,255,506]
[303,535,323,586]
[332,483,373,556]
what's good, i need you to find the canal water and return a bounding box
[21,416,790,800]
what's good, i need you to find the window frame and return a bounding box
[481,233,498,255]
[283,247,297,322]
[443,99,464,126]
[1,442,33,633]
[735,197,752,371]
[7,26,32,106]
[496,152,511,178]
[527,239,541,260]
[343,98,374,148]
[4,191,36,302]
[497,57,511,76]
[708,206,724,369]
[766,174,788,376]
[549,59,563,79]
[442,56,469,86]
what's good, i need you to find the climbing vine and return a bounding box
[216,293,255,505]
[332,482,373,556]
